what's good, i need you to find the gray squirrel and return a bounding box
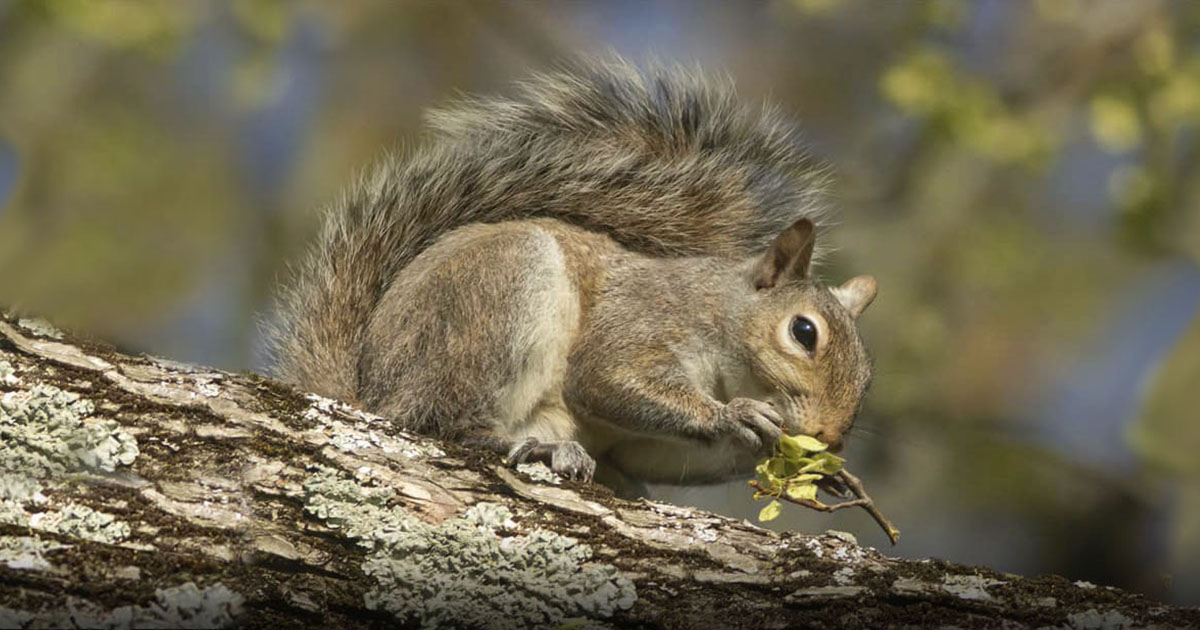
[267,58,877,489]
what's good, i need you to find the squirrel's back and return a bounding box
[266,57,828,402]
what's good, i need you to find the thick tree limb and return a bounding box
[0,314,1195,629]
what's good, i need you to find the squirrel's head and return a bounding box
[739,218,876,450]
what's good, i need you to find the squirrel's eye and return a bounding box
[790,316,818,352]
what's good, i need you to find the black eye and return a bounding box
[790,316,818,352]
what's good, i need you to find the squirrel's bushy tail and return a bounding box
[265,57,828,401]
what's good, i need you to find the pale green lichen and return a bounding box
[16,318,63,339]
[0,359,18,385]
[29,502,131,543]
[0,607,31,629]
[517,462,562,485]
[0,384,138,543]
[303,467,636,629]
[0,475,131,544]
[941,574,1003,601]
[0,384,139,476]
[0,475,44,532]
[832,566,856,585]
[0,475,43,502]
[0,535,70,571]
[303,393,446,459]
[824,529,858,545]
[0,581,243,629]
[1063,608,1138,630]
[15,319,63,338]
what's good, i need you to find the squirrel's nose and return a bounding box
[814,429,843,452]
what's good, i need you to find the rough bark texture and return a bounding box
[0,313,1196,629]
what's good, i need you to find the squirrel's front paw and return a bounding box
[717,398,784,453]
[506,437,597,482]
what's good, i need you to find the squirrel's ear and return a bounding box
[753,218,815,290]
[832,275,877,318]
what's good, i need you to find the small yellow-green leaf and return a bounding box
[755,462,772,487]
[767,457,800,478]
[800,452,845,475]
[782,434,828,454]
[793,456,815,470]
[777,434,808,459]
[786,482,818,502]
[813,452,846,474]
[777,435,802,459]
[759,500,782,522]
[767,457,784,477]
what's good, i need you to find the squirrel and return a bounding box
[266,58,877,489]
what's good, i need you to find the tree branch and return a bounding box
[0,313,1194,629]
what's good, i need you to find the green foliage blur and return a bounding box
[0,0,1197,606]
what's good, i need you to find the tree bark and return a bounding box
[0,314,1195,629]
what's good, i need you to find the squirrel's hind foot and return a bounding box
[506,437,596,482]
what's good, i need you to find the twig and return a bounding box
[835,469,900,545]
[750,468,900,545]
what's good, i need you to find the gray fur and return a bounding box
[265,57,827,401]
[264,58,873,487]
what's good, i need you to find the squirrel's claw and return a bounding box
[719,398,785,454]
[505,437,596,482]
[505,437,540,466]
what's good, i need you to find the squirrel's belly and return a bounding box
[601,436,760,485]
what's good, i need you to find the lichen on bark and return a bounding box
[303,466,636,629]
[0,382,138,544]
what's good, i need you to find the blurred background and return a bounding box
[0,0,1197,606]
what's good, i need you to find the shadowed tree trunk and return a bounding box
[0,314,1195,629]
